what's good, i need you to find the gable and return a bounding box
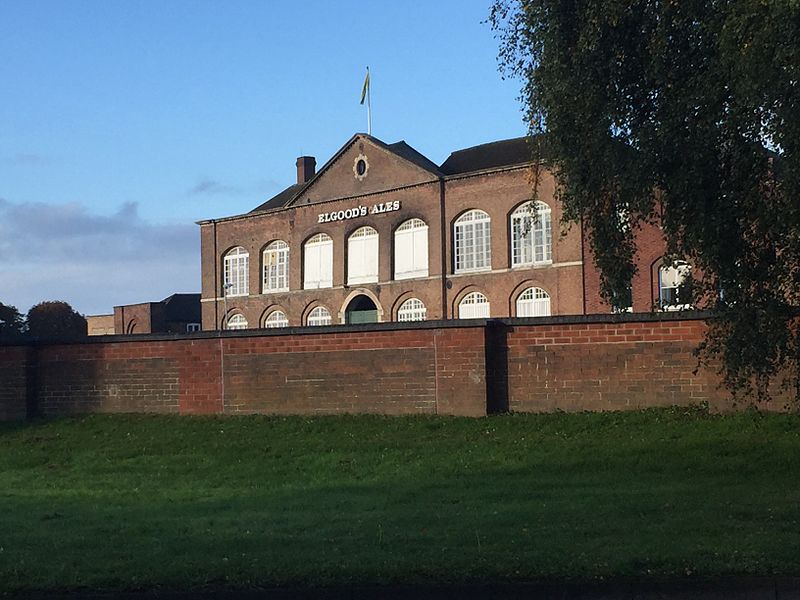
[289,135,441,206]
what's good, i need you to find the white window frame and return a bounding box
[458,291,490,319]
[186,323,201,332]
[224,246,249,297]
[454,210,492,273]
[659,261,693,311]
[347,226,379,285]
[264,310,289,328]
[397,298,427,322]
[516,287,551,317]
[303,233,334,290]
[511,201,552,267]
[226,314,248,330]
[262,240,289,293]
[394,219,429,280]
[307,306,332,326]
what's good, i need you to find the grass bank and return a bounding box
[0,407,798,592]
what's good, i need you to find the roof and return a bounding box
[235,134,536,217]
[160,293,201,322]
[382,140,443,176]
[439,136,535,175]
[250,183,305,213]
[250,134,443,213]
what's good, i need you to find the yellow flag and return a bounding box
[360,68,370,105]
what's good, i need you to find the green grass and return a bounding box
[0,407,799,592]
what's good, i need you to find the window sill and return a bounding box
[511,260,553,269]
[454,266,492,275]
[394,271,429,281]
[661,304,694,312]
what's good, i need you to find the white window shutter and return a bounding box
[320,240,333,287]
[366,234,378,280]
[304,244,320,289]
[414,227,428,275]
[394,230,413,277]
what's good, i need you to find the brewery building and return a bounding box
[198,133,675,330]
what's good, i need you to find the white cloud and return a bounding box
[187,178,242,196]
[0,198,199,315]
[0,153,50,166]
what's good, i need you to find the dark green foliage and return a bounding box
[490,0,800,401]
[26,300,87,339]
[0,302,25,340]
[0,409,798,591]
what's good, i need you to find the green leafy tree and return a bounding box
[490,0,799,401]
[0,302,25,340]
[27,301,87,339]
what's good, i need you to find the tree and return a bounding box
[490,0,799,401]
[0,302,25,340]
[27,301,87,340]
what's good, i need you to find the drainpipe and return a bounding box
[439,177,448,319]
[580,216,587,315]
[213,220,219,330]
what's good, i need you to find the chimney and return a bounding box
[296,156,316,184]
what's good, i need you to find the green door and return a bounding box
[345,295,379,324]
[347,309,378,324]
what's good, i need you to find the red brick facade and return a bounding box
[198,134,591,330]
[1,315,791,422]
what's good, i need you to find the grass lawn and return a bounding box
[0,406,798,592]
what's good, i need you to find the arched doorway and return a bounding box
[345,294,378,324]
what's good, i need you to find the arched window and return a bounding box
[516,287,551,317]
[458,291,490,319]
[303,234,333,289]
[347,226,379,284]
[511,201,552,266]
[226,314,248,330]
[397,298,427,322]
[307,306,332,326]
[262,240,289,292]
[264,310,289,328]
[659,261,692,310]
[454,210,491,273]
[394,219,429,280]
[224,246,249,296]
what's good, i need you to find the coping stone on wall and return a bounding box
[1,310,713,347]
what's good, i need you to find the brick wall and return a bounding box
[0,345,33,421]
[0,322,489,420]
[0,315,793,422]
[504,315,789,412]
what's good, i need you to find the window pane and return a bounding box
[454,211,491,273]
[265,310,289,328]
[511,202,551,267]
[224,247,249,296]
[459,292,490,319]
[263,241,289,292]
[308,306,332,326]
[516,287,551,317]
[398,298,427,322]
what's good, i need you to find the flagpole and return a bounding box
[367,66,372,135]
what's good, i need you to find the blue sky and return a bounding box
[0,1,525,315]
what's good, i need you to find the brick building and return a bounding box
[199,133,676,330]
[114,293,202,335]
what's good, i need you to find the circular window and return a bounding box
[353,154,369,181]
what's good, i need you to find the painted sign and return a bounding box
[318,201,401,224]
